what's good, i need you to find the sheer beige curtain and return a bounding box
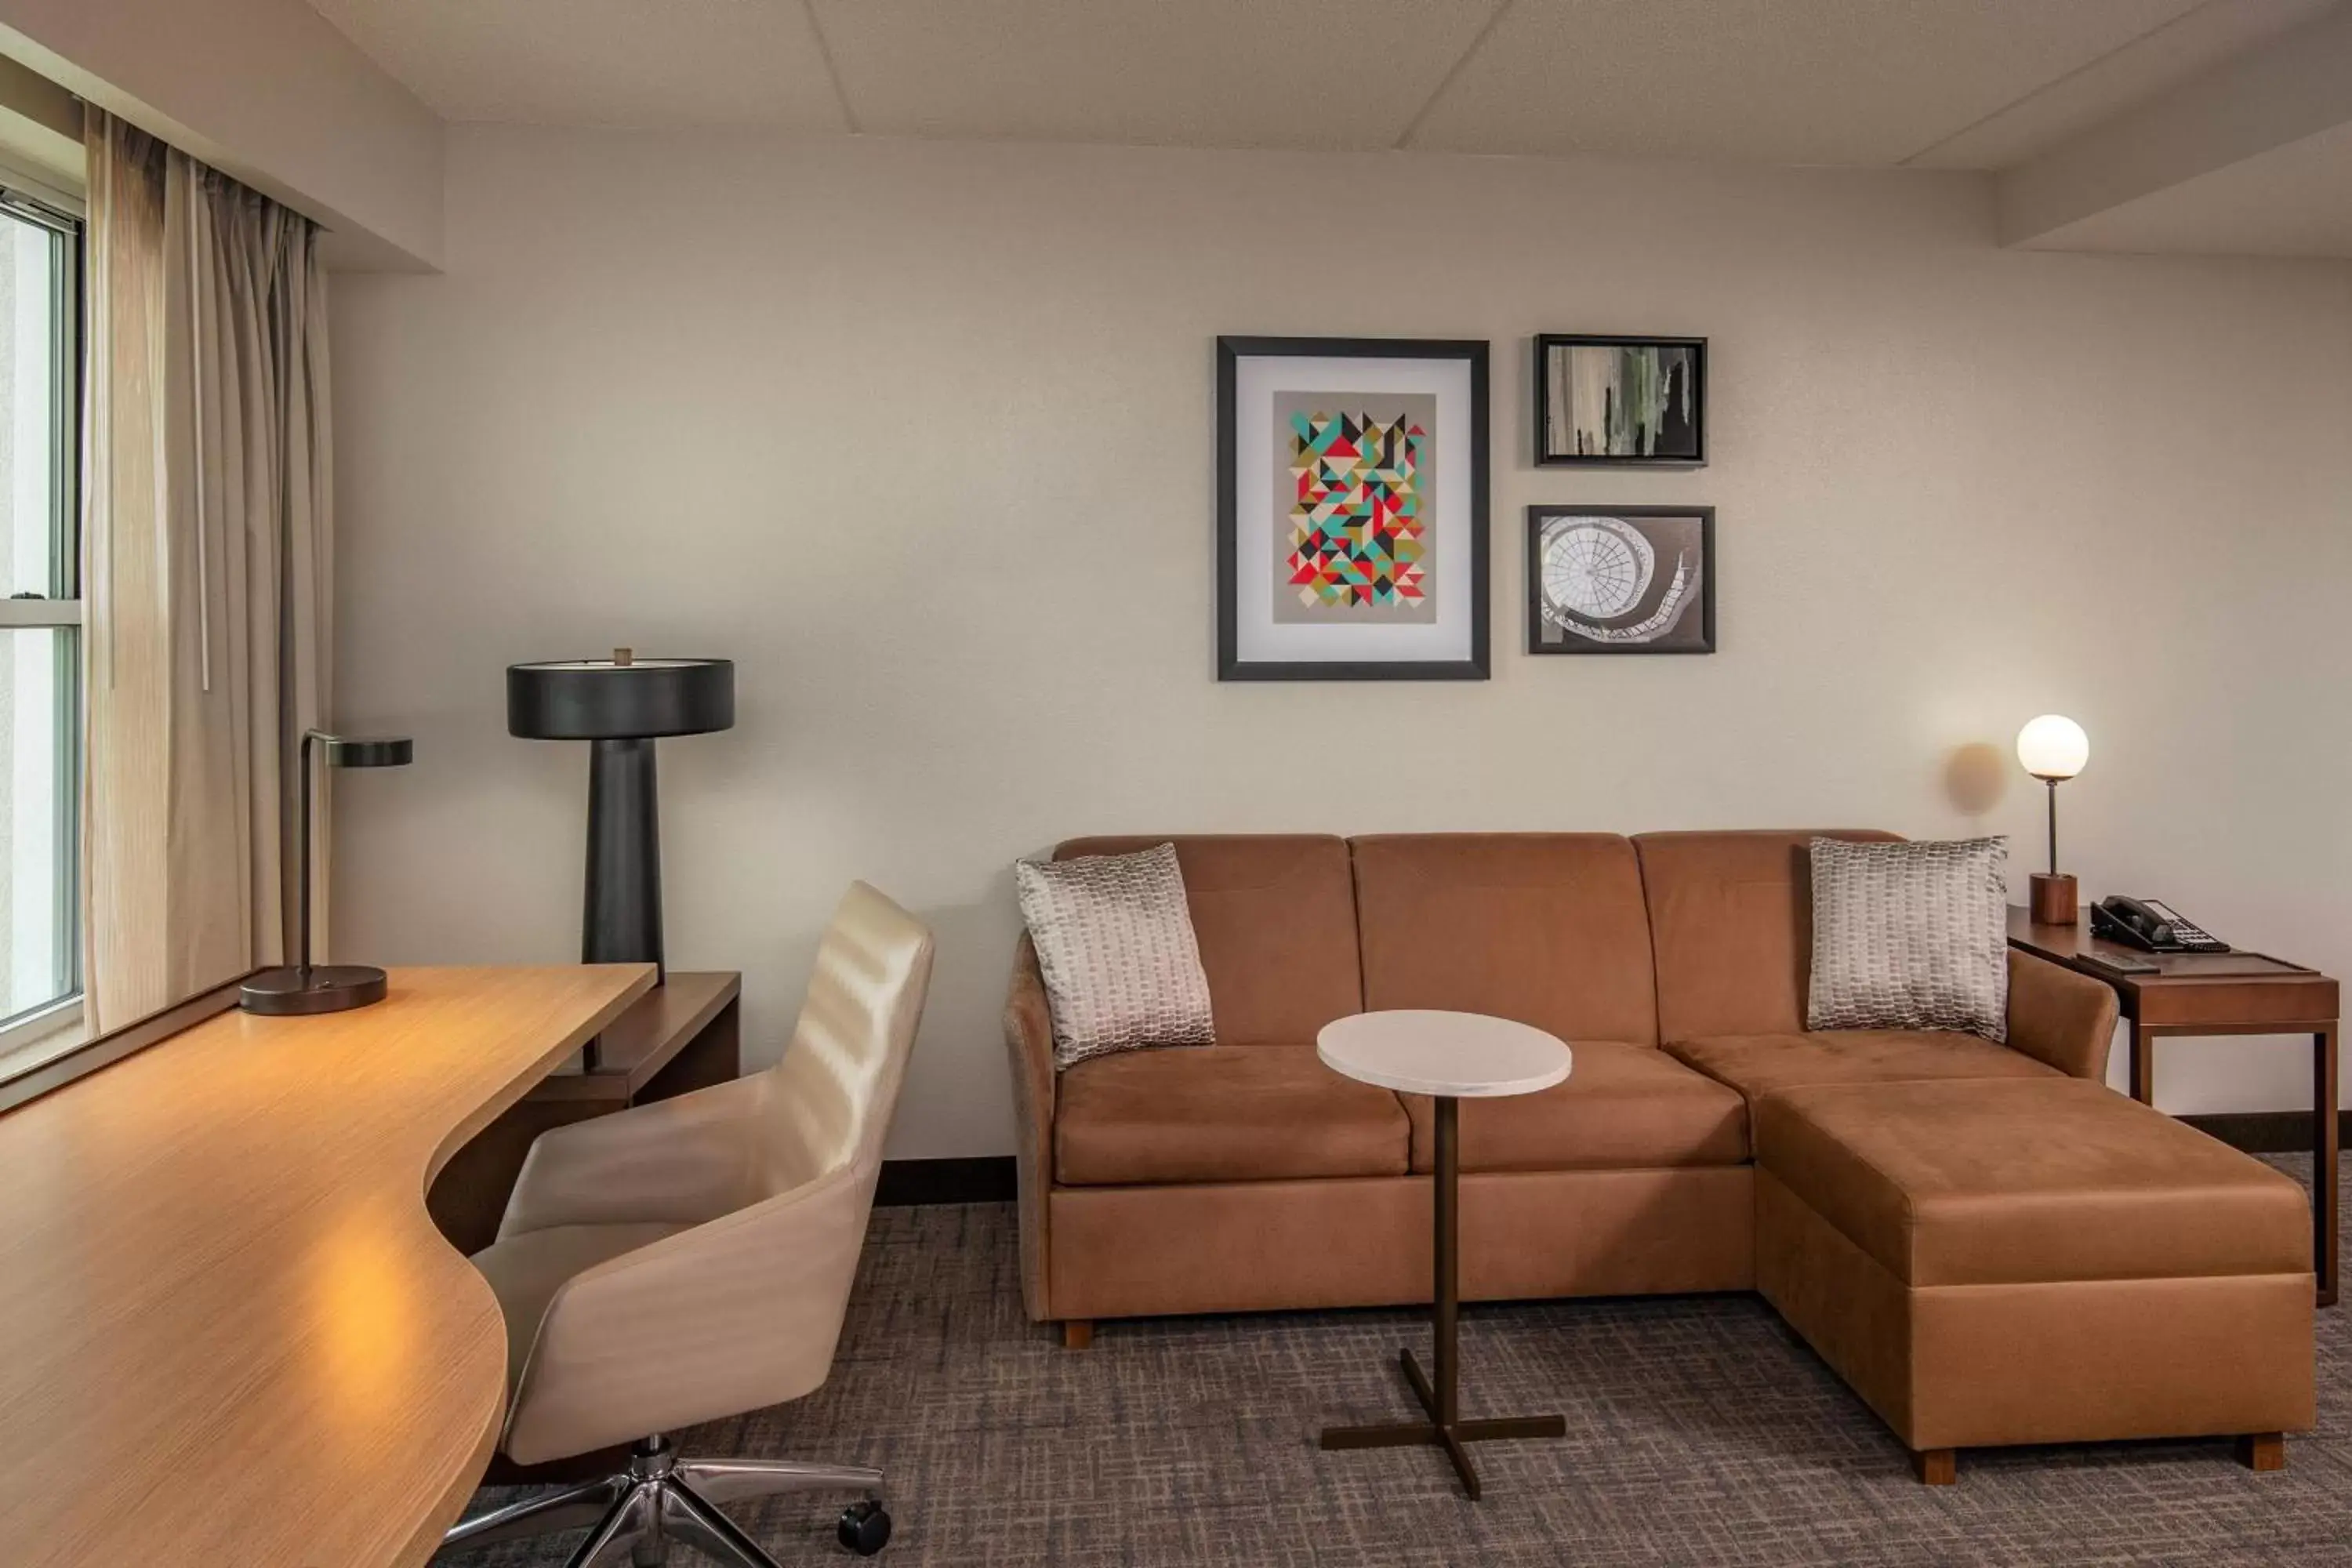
[82,111,332,1029]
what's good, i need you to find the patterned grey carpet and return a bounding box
[439,1156,2352,1567]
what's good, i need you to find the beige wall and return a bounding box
[330,126,2352,1158]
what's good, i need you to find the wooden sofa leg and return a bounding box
[1911,1448,1957,1486]
[2238,1433,2285,1472]
[1062,1319,1094,1350]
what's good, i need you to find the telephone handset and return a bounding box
[2090,895,2230,954]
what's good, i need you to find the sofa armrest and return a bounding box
[1004,935,1058,1320]
[2005,948,2119,1080]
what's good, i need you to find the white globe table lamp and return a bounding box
[2016,714,2089,925]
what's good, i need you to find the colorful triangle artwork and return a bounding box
[1287,409,1428,610]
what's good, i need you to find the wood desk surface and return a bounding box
[0,964,655,1568]
[2008,907,2338,1029]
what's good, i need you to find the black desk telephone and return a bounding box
[2091,895,2230,954]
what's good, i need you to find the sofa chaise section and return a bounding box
[1755,1077,2314,1479]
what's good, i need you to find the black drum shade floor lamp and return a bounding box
[241,730,416,1015]
[507,651,735,1025]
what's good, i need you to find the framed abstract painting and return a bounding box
[1217,336,1490,681]
[1534,334,1706,467]
[1527,506,1715,655]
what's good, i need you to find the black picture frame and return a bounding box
[1526,505,1716,655]
[1533,334,1707,468]
[1217,336,1490,681]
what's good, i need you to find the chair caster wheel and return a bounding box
[838,1500,891,1555]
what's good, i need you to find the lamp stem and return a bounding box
[298,728,317,975]
[2045,776,2058,877]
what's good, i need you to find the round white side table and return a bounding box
[1315,1010,1573,1501]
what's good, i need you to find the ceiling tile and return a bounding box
[807,0,1505,150]
[1406,0,2207,166]
[304,0,849,129]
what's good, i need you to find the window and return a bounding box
[0,183,80,1056]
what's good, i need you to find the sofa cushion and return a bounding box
[1806,835,2009,1040]
[1400,1040,1747,1173]
[1668,1029,2055,1098]
[1054,1044,1410,1185]
[1756,1077,2311,1286]
[1058,836,1360,1045]
[1352,833,1659,1046]
[1015,843,1217,1067]
[1633,829,1900,1041]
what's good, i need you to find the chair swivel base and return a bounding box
[441,1436,891,1566]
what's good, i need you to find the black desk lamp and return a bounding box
[241,730,415,1014]
[506,651,735,983]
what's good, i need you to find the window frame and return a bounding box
[0,176,85,1042]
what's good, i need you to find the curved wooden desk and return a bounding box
[0,964,655,1568]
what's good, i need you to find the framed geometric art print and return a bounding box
[1217,336,1490,681]
[1527,506,1715,655]
[1534,334,1706,467]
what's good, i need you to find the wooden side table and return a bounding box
[1314,1010,1572,1501]
[2009,909,2339,1306]
[427,970,742,1255]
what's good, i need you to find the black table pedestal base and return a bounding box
[1319,1348,1565,1501]
[1318,1096,1565,1501]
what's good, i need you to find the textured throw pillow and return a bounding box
[1014,843,1216,1069]
[1806,836,2009,1041]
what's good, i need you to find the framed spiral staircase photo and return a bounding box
[1526,506,1715,655]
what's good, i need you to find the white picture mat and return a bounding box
[1232,354,1475,664]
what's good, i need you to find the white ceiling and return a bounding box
[813,0,1501,151]
[299,0,2352,256]
[301,0,2332,169]
[1408,0,2203,165]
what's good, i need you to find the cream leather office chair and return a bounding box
[443,882,935,1567]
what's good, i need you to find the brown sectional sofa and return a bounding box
[1003,831,2316,1480]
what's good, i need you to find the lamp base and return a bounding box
[241,964,390,1015]
[2029,873,2079,927]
